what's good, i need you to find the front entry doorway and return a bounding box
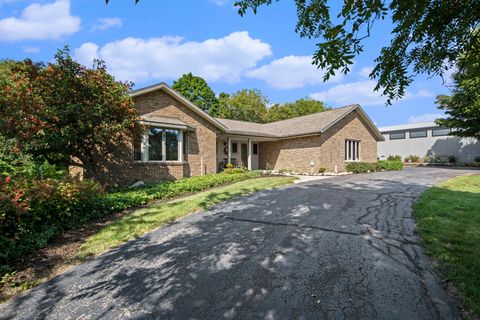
[241,143,248,167]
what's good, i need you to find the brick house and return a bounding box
[87,82,384,185]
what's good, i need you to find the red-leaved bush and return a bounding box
[0,175,104,268]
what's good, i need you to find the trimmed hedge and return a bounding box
[0,170,261,271]
[346,160,403,173]
[377,160,403,171]
[387,155,402,161]
[103,170,261,211]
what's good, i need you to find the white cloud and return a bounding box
[0,0,80,41]
[309,80,435,107]
[245,55,344,89]
[23,46,40,53]
[92,18,122,31]
[359,66,373,78]
[407,113,444,123]
[310,80,386,106]
[74,42,99,66]
[74,31,272,84]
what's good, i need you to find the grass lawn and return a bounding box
[413,174,480,316]
[78,176,295,259]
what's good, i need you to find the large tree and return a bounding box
[266,98,330,122]
[234,0,479,104]
[0,48,141,177]
[436,48,480,139]
[107,1,479,104]
[172,73,220,115]
[218,89,269,123]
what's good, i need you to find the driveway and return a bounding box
[0,167,473,320]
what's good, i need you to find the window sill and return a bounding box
[134,161,187,165]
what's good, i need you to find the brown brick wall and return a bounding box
[259,110,378,173]
[84,89,219,186]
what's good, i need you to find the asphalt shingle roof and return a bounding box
[215,104,359,138]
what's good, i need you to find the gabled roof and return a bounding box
[130,82,228,131]
[214,118,277,138]
[216,104,384,141]
[131,82,383,141]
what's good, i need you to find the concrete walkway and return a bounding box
[1,167,472,319]
[292,174,334,184]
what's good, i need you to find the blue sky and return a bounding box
[0,0,453,126]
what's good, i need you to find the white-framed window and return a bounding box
[134,127,185,162]
[345,140,360,161]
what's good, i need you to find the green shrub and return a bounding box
[0,170,262,270]
[345,162,378,173]
[0,136,66,180]
[387,155,402,161]
[377,160,403,171]
[223,167,248,174]
[432,155,449,163]
[404,155,420,162]
[448,155,457,163]
[103,170,261,212]
[346,160,403,173]
[475,156,480,163]
[318,167,326,174]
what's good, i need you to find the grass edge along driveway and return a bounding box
[413,174,480,317]
[78,176,296,259]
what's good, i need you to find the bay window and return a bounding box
[134,127,185,162]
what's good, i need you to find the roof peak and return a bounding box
[215,104,358,126]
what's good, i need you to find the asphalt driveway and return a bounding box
[1,167,474,320]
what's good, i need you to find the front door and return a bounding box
[241,143,248,167]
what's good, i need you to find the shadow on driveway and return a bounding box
[1,167,474,319]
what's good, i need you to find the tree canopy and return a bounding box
[234,0,480,104]
[265,98,330,122]
[172,73,220,115]
[436,47,480,139]
[218,89,269,123]
[106,0,479,104]
[0,48,141,176]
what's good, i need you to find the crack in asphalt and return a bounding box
[217,215,361,236]
[0,167,470,320]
